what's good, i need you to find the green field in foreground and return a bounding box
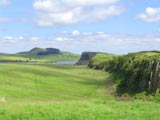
[0,63,159,120]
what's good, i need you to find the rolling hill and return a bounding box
[0,47,80,63]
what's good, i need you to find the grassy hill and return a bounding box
[0,48,80,63]
[88,53,116,69]
[88,51,160,66]
[17,47,47,57]
[0,63,160,120]
[89,50,160,95]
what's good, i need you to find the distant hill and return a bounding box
[0,47,80,63]
[17,47,61,57]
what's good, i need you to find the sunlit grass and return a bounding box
[0,63,159,120]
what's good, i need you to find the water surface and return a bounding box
[53,61,77,65]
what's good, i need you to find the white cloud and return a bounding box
[1,33,160,54]
[137,7,160,22]
[0,0,10,5]
[65,0,119,6]
[55,37,64,42]
[55,37,73,41]
[72,30,80,36]
[33,0,124,27]
[18,36,24,40]
[31,37,39,41]
[3,36,13,40]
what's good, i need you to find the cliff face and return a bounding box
[107,55,160,94]
[88,51,160,94]
[76,52,97,65]
[37,48,60,55]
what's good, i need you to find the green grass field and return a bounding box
[0,63,160,120]
[0,53,79,63]
[91,53,115,65]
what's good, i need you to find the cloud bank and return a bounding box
[1,31,160,54]
[33,0,124,27]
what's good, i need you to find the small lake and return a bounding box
[53,61,77,65]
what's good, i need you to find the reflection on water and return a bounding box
[53,61,77,65]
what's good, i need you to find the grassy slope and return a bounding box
[0,54,28,62]
[90,51,160,67]
[88,53,116,69]
[0,63,108,100]
[38,52,80,62]
[0,52,79,63]
[91,53,115,65]
[0,63,159,120]
[127,50,160,57]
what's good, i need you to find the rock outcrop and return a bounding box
[87,51,160,94]
[37,48,60,55]
[107,55,160,94]
[76,52,97,65]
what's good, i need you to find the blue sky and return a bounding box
[0,0,160,54]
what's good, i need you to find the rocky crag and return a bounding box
[76,52,97,65]
[87,51,160,94]
[107,54,160,94]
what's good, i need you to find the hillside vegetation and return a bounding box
[76,52,116,66]
[0,48,79,63]
[88,53,116,69]
[88,51,160,96]
[107,51,160,94]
